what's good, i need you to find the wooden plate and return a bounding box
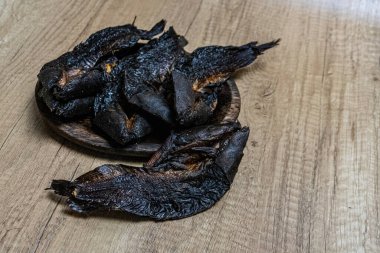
[35,79,241,158]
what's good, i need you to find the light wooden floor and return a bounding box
[1,0,380,252]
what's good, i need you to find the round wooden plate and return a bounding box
[35,79,241,158]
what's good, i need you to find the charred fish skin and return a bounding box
[172,69,214,127]
[123,27,187,125]
[50,123,249,220]
[186,39,280,82]
[37,20,166,102]
[92,83,152,145]
[124,27,187,83]
[38,19,281,220]
[173,39,280,127]
[36,84,94,120]
[145,121,241,168]
[51,56,121,102]
[53,97,95,120]
[72,19,166,67]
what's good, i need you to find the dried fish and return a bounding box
[173,40,280,127]
[122,27,187,124]
[37,20,280,220]
[37,20,165,102]
[36,83,94,120]
[50,123,249,220]
[92,82,152,145]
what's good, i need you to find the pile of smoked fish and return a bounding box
[38,20,279,220]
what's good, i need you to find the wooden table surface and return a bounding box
[1,0,380,252]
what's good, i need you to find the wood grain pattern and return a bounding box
[0,0,379,252]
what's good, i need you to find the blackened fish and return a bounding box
[50,123,249,220]
[92,83,152,145]
[72,19,166,67]
[173,39,280,127]
[38,20,166,102]
[36,83,94,120]
[122,27,187,125]
[145,122,241,169]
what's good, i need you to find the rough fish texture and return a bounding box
[36,19,277,145]
[51,123,249,220]
[92,83,152,145]
[37,20,279,220]
[173,40,280,127]
[37,84,95,120]
[122,27,187,124]
[38,20,165,101]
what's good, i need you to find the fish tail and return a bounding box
[50,180,73,196]
[252,39,280,54]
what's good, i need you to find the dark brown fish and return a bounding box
[173,39,280,127]
[92,82,152,145]
[50,123,249,220]
[122,27,187,125]
[36,83,94,120]
[38,20,280,220]
[38,20,166,102]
